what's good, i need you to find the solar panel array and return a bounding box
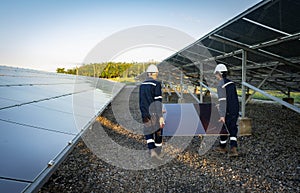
[0,66,124,192]
[160,0,300,94]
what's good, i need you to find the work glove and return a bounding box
[159,117,165,128]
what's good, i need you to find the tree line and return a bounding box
[56,62,157,78]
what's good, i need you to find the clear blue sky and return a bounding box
[0,0,261,72]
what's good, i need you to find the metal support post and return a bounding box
[241,50,247,118]
[199,63,203,103]
[180,71,184,101]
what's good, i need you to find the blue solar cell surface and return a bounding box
[0,120,75,181]
[0,66,124,192]
[163,103,225,136]
[0,179,29,193]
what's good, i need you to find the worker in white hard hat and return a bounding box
[139,64,165,160]
[214,64,239,157]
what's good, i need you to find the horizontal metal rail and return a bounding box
[242,82,300,114]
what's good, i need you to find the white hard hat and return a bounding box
[146,64,159,73]
[214,64,228,74]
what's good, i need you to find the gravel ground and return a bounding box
[40,86,300,193]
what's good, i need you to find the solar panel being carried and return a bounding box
[0,66,124,193]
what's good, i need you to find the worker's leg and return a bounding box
[143,117,162,159]
[214,125,228,153]
[145,133,161,159]
[226,115,238,148]
[219,124,228,148]
[154,128,163,154]
[154,128,162,147]
[143,118,156,150]
[145,134,156,150]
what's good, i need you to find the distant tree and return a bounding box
[56,61,156,78]
[56,68,66,73]
[100,62,132,78]
[66,69,76,75]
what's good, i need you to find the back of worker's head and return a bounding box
[146,64,159,77]
[214,64,228,78]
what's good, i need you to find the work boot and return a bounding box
[150,149,162,160]
[229,147,238,157]
[214,146,228,154]
[155,146,162,155]
[156,147,166,158]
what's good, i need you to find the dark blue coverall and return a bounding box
[217,78,239,148]
[139,77,163,150]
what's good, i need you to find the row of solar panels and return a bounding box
[160,0,300,93]
[0,66,125,192]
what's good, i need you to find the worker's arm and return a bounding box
[154,82,164,127]
[217,82,226,123]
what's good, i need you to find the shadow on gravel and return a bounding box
[40,87,300,193]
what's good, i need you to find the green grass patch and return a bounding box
[237,90,300,103]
